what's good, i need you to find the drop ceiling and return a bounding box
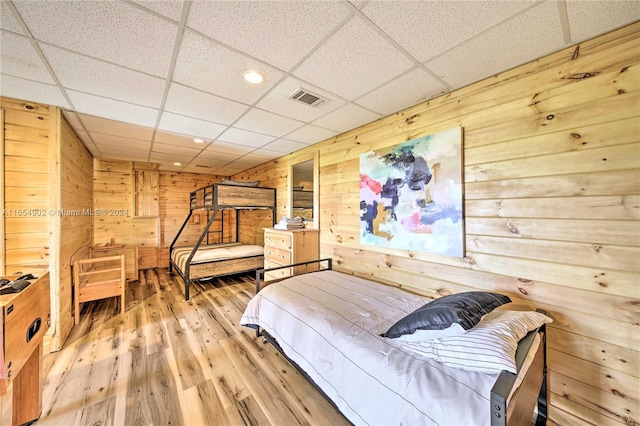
[1,0,637,175]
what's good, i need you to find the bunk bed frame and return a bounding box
[169,183,276,300]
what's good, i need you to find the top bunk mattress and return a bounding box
[171,243,264,273]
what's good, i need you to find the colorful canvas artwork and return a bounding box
[360,127,464,256]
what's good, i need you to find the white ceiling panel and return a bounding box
[217,127,275,148]
[311,103,381,134]
[1,0,635,175]
[293,16,414,100]
[284,125,337,145]
[78,114,154,141]
[1,31,54,84]
[154,130,210,147]
[355,68,448,116]
[566,0,640,43]
[92,133,152,151]
[261,139,308,154]
[172,29,282,105]
[131,0,184,22]
[0,2,23,33]
[40,44,165,108]
[186,1,350,71]
[0,74,70,109]
[234,108,304,138]
[360,0,535,63]
[157,111,226,140]
[164,83,248,125]
[12,0,177,77]
[150,151,194,163]
[151,142,202,157]
[256,77,346,122]
[426,1,565,89]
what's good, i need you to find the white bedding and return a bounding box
[171,242,264,274]
[241,270,510,426]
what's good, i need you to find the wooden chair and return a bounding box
[71,247,126,324]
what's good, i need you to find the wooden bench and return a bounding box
[71,247,126,325]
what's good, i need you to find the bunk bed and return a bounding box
[243,259,549,426]
[169,182,276,300]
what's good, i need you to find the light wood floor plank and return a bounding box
[35,269,350,426]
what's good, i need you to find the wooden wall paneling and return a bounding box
[0,108,4,276]
[47,108,62,352]
[230,23,640,426]
[54,113,93,351]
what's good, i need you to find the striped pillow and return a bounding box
[402,310,552,374]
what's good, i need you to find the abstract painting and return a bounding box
[360,127,463,256]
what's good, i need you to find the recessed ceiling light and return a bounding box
[193,138,204,143]
[244,71,264,84]
[173,162,182,166]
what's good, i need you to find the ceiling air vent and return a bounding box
[289,88,326,107]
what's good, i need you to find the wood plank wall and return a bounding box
[94,159,249,268]
[232,23,640,426]
[1,98,53,276]
[57,115,93,351]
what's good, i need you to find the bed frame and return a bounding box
[169,183,276,300]
[254,259,548,426]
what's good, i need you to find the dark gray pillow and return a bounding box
[382,291,511,339]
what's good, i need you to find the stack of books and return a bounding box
[274,216,305,230]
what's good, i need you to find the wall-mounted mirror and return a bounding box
[288,151,319,229]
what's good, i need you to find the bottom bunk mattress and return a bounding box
[171,242,264,276]
[240,270,548,426]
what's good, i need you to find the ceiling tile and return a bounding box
[227,157,265,168]
[97,144,149,159]
[1,3,24,34]
[130,0,184,22]
[78,114,154,141]
[101,152,149,162]
[293,16,414,100]
[181,164,217,174]
[13,0,177,76]
[62,110,83,130]
[189,157,229,168]
[0,74,70,108]
[566,0,640,42]
[157,111,227,140]
[155,130,211,147]
[151,142,202,157]
[261,139,308,154]
[233,108,304,137]
[199,147,247,162]
[355,68,448,116]
[158,164,184,172]
[40,44,165,108]
[425,1,565,89]
[164,83,248,125]
[92,133,152,151]
[217,127,275,148]
[245,148,282,161]
[311,103,381,133]
[256,76,347,122]
[283,125,337,145]
[203,141,255,157]
[172,29,282,105]
[67,90,158,127]
[1,31,55,84]
[215,166,244,176]
[150,152,194,163]
[360,0,534,63]
[186,1,350,71]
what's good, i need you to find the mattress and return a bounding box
[240,270,517,425]
[171,242,264,274]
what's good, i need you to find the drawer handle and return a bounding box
[26,317,42,343]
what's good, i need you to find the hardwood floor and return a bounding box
[36,269,350,426]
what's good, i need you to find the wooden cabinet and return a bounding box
[1,272,50,426]
[263,228,319,281]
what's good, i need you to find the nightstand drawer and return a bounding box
[265,246,292,264]
[265,233,291,250]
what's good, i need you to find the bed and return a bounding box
[241,260,549,426]
[169,181,276,300]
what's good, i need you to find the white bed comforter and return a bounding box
[240,270,502,426]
